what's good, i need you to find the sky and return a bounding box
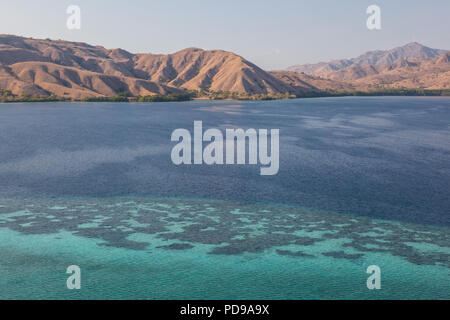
[0,0,449,70]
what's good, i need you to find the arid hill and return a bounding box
[347,52,450,90]
[0,35,449,100]
[283,43,450,91]
[269,71,357,92]
[133,48,297,94]
[0,35,298,99]
[286,42,446,75]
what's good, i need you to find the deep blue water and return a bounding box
[0,97,449,299]
[0,97,449,226]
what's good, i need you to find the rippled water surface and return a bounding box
[0,97,449,299]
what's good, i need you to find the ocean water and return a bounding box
[0,97,449,299]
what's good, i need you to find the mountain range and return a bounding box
[282,42,450,91]
[0,35,448,100]
[286,42,446,74]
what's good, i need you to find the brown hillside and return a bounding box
[351,53,450,90]
[1,35,448,99]
[282,43,449,91]
[134,48,294,94]
[9,62,181,99]
[0,35,296,98]
[269,71,357,92]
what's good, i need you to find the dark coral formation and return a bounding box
[0,197,448,268]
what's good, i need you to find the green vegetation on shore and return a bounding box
[78,92,193,103]
[136,93,193,102]
[79,96,130,102]
[322,88,450,97]
[192,88,450,100]
[1,90,66,103]
[195,90,298,101]
[2,88,449,104]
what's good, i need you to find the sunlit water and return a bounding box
[0,97,449,299]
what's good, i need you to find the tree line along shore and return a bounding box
[1,89,450,103]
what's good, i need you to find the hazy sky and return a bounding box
[1,0,449,69]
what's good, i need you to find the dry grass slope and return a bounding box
[0,35,448,100]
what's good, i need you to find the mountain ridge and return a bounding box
[0,35,449,100]
[0,35,300,99]
[280,42,450,91]
[286,42,447,75]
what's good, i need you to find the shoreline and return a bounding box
[1,89,450,104]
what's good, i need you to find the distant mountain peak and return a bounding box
[286,42,448,74]
[404,41,425,47]
[175,47,204,53]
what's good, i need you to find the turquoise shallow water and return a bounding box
[0,98,449,299]
[0,196,448,299]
